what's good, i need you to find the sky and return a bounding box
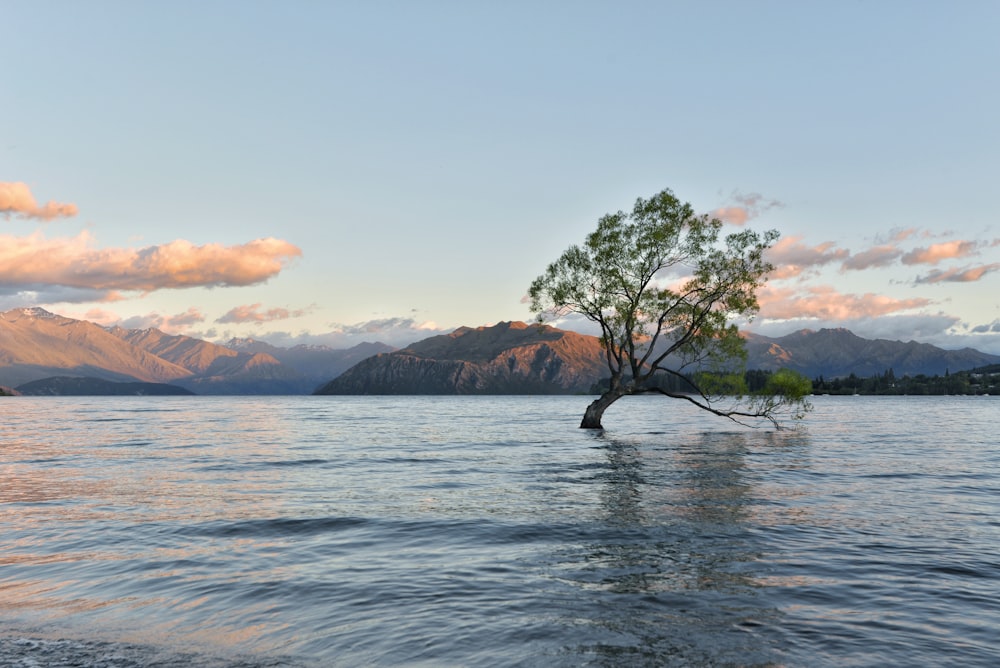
[3,1,999,353]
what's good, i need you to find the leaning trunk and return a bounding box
[580,389,625,429]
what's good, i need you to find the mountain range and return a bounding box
[0,307,392,394]
[2,307,998,395]
[317,321,1000,395]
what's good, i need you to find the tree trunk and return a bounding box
[580,390,624,429]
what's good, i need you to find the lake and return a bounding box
[1,395,998,666]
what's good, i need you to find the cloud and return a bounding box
[765,236,849,279]
[254,317,452,349]
[0,285,124,309]
[216,303,312,324]
[0,182,79,221]
[61,306,207,333]
[116,308,207,333]
[329,317,442,337]
[748,312,968,347]
[170,307,207,328]
[712,206,752,226]
[837,234,994,272]
[971,319,1000,334]
[840,244,904,271]
[915,262,1000,284]
[711,191,783,226]
[902,240,982,265]
[757,284,932,321]
[0,230,301,292]
[887,227,920,243]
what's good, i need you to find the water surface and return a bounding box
[1,395,998,666]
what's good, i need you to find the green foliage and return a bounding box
[694,371,749,397]
[529,187,810,428]
[763,368,812,400]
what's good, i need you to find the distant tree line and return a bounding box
[811,365,1000,396]
[592,365,1000,397]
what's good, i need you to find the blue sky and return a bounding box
[3,1,999,353]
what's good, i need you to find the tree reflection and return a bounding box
[553,429,790,667]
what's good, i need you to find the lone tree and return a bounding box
[529,188,811,429]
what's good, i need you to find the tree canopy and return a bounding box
[529,188,811,429]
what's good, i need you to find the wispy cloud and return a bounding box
[216,303,312,324]
[902,240,983,265]
[69,306,207,333]
[915,262,1000,284]
[765,236,849,279]
[971,319,1000,334]
[757,285,931,321]
[711,191,783,226]
[255,316,451,349]
[0,230,301,292]
[840,244,904,271]
[748,312,969,349]
[0,182,78,221]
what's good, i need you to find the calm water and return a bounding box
[0,395,997,667]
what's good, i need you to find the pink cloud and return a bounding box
[116,308,207,332]
[711,191,783,226]
[916,263,1000,284]
[712,206,751,226]
[170,307,207,327]
[765,236,849,279]
[0,230,301,292]
[840,244,904,270]
[757,284,932,321]
[216,302,311,324]
[889,227,919,242]
[79,308,122,325]
[64,306,206,333]
[901,240,981,265]
[0,182,79,221]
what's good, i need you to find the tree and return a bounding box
[529,188,811,429]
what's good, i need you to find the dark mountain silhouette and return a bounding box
[16,376,194,396]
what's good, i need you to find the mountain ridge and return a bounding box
[2,307,998,394]
[316,321,607,395]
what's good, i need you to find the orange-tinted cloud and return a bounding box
[79,307,123,325]
[916,262,1000,284]
[0,182,79,221]
[889,227,920,242]
[757,284,931,321]
[711,191,783,226]
[902,240,981,265]
[712,206,751,226]
[63,307,206,333]
[115,309,206,332]
[765,236,849,279]
[216,303,311,324]
[0,230,301,292]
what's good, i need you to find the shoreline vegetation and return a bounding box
[809,364,1000,396]
[595,365,1000,399]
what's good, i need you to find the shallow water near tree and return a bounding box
[1,395,998,666]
